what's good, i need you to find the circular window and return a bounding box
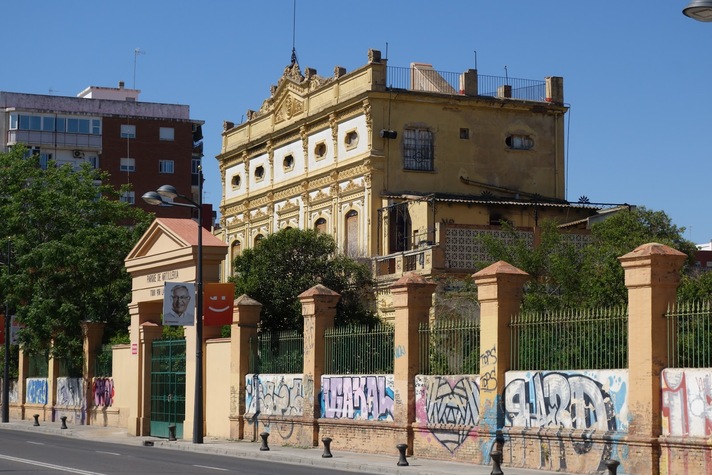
[344,131,359,148]
[283,154,294,170]
[314,142,326,158]
[231,174,241,188]
[254,165,265,180]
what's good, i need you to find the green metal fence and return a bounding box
[95,344,113,377]
[666,300,712,368]
[419,319,480,375]
[28,352,48,378]
[324,323,394,375]
[510,306,628,371]
[249,329,303,374]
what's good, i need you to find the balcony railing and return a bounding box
[7,130,102,150]
[386,66,547,102]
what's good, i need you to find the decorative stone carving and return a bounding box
[275,95,305,123]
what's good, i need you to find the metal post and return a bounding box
[193,168,204,444]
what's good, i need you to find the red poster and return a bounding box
[203,283,235,326]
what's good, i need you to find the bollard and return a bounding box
[321,437,333,458]
[60,416,67,429]
[396,443,409,466]
[490,449,504,475]
[33,414,40,427]
[168,424,176,441]
[605,459,620,475]
[259,431,270,451]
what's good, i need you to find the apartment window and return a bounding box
[120,191,136,205]
[120,158,136,172]
[159,127,175,141]
[159,160,174,174]
[403,128,434,171]
[121,124,136,139]
[506,134,534,150]
[192,159,201,174]
[87,156,99,169]
[42,117,55,131]
[92,119,101,135]
[460,128,470,139]
[39,153,52,170]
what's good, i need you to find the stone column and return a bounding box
[473,261,529,444]
[299,284,340,446]
[619,243,686,475]
[132,322,161,436]
[81,321,104,425]
[47,342,59,421]
[390,272,437,453]
[229,295,261,440]
[17,350,29,420]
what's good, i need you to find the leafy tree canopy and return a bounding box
[230,228,377,331]
[0,146,152,366]
[479,206,698,311]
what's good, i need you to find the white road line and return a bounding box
[95,451,121,456]
[27,441,45,445]
[0,453,107,474]
[193,464,229,471]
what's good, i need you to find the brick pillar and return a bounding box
[390,272,437,453]
[132,322,161,436]
[47,341,59,421]
[229,295,261,440]
[81,321,104,425]
[299,284,340,446]
[473,261,529,445]
[17,350,29,419]
[619,243,686,475]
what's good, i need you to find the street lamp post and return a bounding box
[2,238,10,423]
[142,168,204,444]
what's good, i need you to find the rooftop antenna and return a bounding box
[290,0,298,65]
[474,50,478,70]
[385,42,389,60]
[504,65,509,85]
[133,48,146,89]
[48,88,58,95]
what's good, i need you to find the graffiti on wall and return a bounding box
[662,369,712,437]
[26,378,48,405]
[321,375,394,421]
[415,375,480,453]
[1,379,18,403]
[245,374,304,417]
[504,370,628,470]
[56,377,84,407]
[92,378,115,407]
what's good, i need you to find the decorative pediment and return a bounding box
[278,199,300,215]
[275,93,305,123]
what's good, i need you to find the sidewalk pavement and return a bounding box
[0,419,575,475]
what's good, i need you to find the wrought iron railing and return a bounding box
[666,300,712,368]
[249,329,304,374]
[324,323,394,374]
[510,306,628,371]
[419,319,480,375]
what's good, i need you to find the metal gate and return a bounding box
[150,338,186,439]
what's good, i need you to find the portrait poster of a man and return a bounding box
[163,282,196,326]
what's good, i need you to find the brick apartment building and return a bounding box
[0,82,206,221]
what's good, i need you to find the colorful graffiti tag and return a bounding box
[92,378,114,407]
[662,368,712,437]
[321,375,394,421]
[504,370,628,470]
[26,378,48,405]
[415,375,480,453]
[245,374,304,417]
[56,377,84,407]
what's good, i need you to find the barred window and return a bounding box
[403,128,434,171]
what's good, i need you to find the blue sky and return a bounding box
[4,1,711,244]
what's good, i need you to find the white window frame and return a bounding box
[120,158,136,172]
[120,191,136,205]
[159,160,175,174]
[120,124,136,139]
[159,127,175,141]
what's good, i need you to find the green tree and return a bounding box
[479,207,697,310]
[0,146,152,369]
[230,228,377,331]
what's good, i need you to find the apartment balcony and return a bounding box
[7,130,102,150]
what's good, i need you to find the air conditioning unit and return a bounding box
[73,150,84,159]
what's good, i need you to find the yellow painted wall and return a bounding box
[205,338,231,438]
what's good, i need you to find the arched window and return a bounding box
[345,210,358,256]
[314,217,327,233]
[254,234,264,246]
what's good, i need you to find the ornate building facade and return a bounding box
[216,49,618,315]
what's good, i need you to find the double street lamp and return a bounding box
[142,168,204,444]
